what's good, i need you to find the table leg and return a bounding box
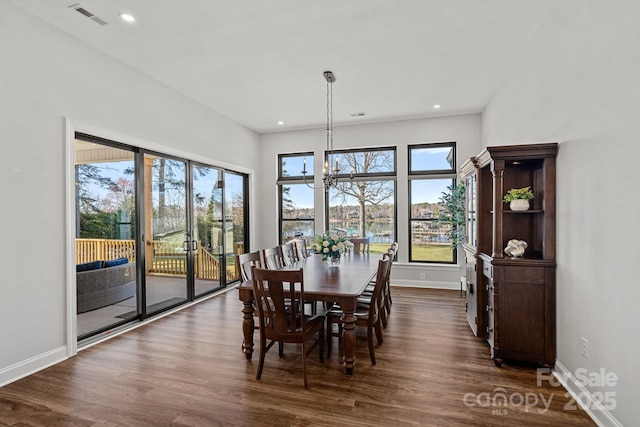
[341,303,357,377]
[240,295,255,360]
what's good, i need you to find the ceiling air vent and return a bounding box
[68,3,109,26]
[349,112,366,117]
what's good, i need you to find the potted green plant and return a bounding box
[503,186,534,211]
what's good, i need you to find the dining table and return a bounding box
[237,252,380,377]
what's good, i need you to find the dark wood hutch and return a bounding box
[461,143,558,367]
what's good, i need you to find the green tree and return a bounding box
[437,182,465,248]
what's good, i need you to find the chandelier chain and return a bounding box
[300,70,352,190]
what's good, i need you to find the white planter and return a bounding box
[509,199,530,211]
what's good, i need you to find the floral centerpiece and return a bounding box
[313,232,353,265]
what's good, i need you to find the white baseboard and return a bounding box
[391,279,460,290]
[553,360,622,427]
[0,346,68,387]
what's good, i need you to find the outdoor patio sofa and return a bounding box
[76,258,136,313]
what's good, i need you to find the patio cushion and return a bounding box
[103,257,129,268]
[76,260,102,273]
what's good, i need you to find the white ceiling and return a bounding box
[11,0,556,133]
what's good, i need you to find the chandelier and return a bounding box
[301,71,352,190]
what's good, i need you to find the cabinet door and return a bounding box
[464,252,478,335]
[465,173,477,247]
[492,264,555,365]
[499,280,546,360]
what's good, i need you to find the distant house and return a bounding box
[418,208,434,218]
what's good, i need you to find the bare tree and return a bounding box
[331,151,394,237]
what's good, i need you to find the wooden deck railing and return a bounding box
[76,239,222,279]
[76,238,136,264]
[195,246,220,280]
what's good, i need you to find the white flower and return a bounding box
[337,242,345,249]
[323,240,330,247]
[332,245,338,252]
[323,247,329,253]
[331,234,339,241]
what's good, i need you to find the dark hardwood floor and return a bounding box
[0,288,595,426]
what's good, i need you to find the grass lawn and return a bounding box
[411,244,454,262]
[370,242,453,262]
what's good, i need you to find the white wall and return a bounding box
[259,114,482,288]
[0,2,260,383]
[483,1,639,425]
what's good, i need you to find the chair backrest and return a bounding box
[262,246,285,270]
[388,241,399,259]
[281,242,299,266]
[251,267,307,338]
[236,251,263,281]
[367,255,392,320]
[292,239,309,259]
[350,237,370,254]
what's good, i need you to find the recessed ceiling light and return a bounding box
[278,121,284,125]
[433,104,441,109]
[119,12,135,23]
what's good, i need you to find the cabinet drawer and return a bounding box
[482,263,492,279]
[503,266,545,284]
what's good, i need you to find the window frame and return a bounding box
[323,146,397,251]
[277,152,315,244]
[408,142,458,264]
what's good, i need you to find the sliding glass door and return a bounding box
[75,138,138,338]
[192,164,225,297]
[144,153,188,315]
[75,133,249,342]
[225,171,247,282]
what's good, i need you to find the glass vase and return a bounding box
[329,255,341,267]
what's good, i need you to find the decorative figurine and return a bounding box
[504,239,527,258]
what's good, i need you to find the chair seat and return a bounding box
[326,303,370,319]
[356,296,373,305]
[272,313,325,342]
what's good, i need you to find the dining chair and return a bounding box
[263,244,317,314]
[360,243,398,328]
[262,246,285,270]
[251,267,325,389]
[281,241,299,265]
[350,237,370,254]
[236,251,266,340]
[292,239,309,260]
[384,242,398,311]
[236,251,263,281]
[326,255,391,365]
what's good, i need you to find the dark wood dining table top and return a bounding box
[280,252,379,297]
[238,253,379,293]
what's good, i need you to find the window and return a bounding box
[409,142,457,263]
[278,153,315,245]
[326,147,396,254]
